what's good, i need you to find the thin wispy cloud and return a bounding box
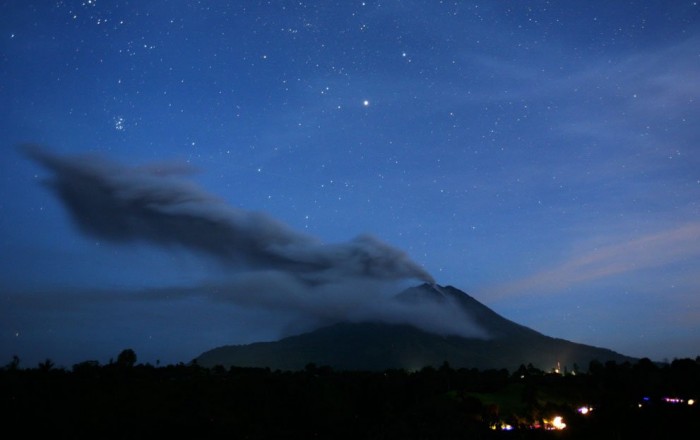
[488,222,700,300]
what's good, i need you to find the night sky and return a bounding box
[2,1,699,368]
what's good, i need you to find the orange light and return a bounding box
[552,416,566,430]
[543,416,567,430]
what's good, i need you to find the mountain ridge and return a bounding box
[196,283,635,372]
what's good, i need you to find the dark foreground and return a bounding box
[2,353,698,439]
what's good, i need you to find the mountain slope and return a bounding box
[196,284,635,371]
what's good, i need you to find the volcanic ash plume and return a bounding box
[22,146,495,339]
[23,145,435,285]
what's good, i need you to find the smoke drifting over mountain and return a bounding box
[23,146,483,338]
[24,145,433,284]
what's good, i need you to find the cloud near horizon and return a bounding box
[21,145,485,339]
[487,222,700,300]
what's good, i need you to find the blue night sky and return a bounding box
[2,1,699,368]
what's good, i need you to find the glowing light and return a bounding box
[363,99,370,107]
[544,416,566,430]
[489,422,513,431]
[577,406,593,415]
[552,416,566,430]
[688,399,695,406]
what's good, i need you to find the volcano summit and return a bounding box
[196,283,634,372]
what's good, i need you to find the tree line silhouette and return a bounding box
[2,350,698,439]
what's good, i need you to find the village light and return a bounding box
[489,422,513,431]
[552,416,567,430]
[577,406,593,415]
[543,416,567,430]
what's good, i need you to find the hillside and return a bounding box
[196,284,635,371]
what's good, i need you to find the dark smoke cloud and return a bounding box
[23,145,434,284]
[22,146,487,339]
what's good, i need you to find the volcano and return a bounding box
[195,283,635,372]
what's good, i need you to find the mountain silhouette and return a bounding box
[196,283,635,371]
